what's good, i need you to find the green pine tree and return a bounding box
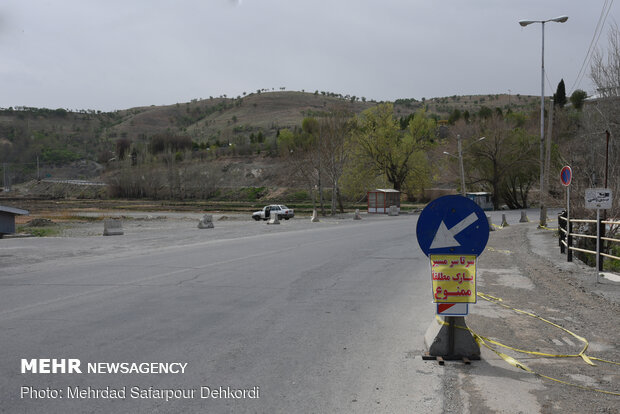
[554,79,567,108]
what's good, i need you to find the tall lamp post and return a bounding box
[518,15,568,227]
[444,135,485,196]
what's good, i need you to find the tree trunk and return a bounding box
[318,171,325,216]
[311,185,317,211]
[331,183,337,216]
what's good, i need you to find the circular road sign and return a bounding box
[416,195,489,257]
[560,166,572,187]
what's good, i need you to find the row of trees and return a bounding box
[277,102,549,213]
[277,104,437,215]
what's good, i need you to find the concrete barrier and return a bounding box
[103,219,124,236]
[501,214,509,228]
[519,211,529,223]
[311,210,320,223]
[268,214,280,225]
[353,209,362,220]
[487,215,495,232]
[197,214,214,229]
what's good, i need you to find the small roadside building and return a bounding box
[0,205,29,238]
[367,189,401,214]
[466,192,493,211]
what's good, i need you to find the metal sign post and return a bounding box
[560,166,572,261]
[585,188,613,283]
[597,208,601,283]
[417,195,489,361]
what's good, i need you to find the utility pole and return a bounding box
[539,21,547,228]
[544,99,554,207]
[600,130,611,271]
[457,135,466,196]
[518,15,568,228]
[604,130,610,188]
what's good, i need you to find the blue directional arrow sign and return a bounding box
[416,195,489,257]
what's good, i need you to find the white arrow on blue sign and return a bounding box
[416,195,489,257]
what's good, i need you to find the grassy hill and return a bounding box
[106,92,376,145]
[0,90,540,192]
[1,91,539,156]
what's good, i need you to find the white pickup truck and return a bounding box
[252,205,294,221]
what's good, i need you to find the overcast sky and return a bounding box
[0,1,615,111]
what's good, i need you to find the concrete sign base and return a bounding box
[268,215,280,225]
[103,219,124,236]
[424,316,480,360]
[197,214,214,229]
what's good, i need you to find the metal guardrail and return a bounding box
[558,213,620,268]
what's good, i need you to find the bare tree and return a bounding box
[319,106,353,214]
[457,114,539,210]
[581,22,620,218]
[277,125,323,211]
[590,23,620,98]
[563,99,620,218]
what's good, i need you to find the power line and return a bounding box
[570,0,610,92]
[570,0,614,93]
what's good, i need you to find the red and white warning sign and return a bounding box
[437,303,468,316]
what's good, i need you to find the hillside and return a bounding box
[1,91,539,156]
[0,90,540,193]
[103,92,376,150]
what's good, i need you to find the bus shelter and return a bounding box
[466,192,493,211]
[367,189,400,214]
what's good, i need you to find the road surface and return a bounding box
[4,208,614,413]
[1,215,447,413]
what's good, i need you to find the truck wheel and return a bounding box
[284,217,289,220]
[253,216,260,221]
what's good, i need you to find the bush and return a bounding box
[18,226,60,237]
[570,90,587,110]
[116,138,131,160]
[291,190,309,201]
[40,148,81,163]
[243,187,265,200]
[604,246,620,271]
[149,134,193,154]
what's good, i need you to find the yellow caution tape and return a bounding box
[476,292,594,365]
[433,293,620,396]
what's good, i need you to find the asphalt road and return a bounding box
[1,215,449,413]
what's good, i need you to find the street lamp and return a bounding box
[444,135,485,196]
[518,15,568,227]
